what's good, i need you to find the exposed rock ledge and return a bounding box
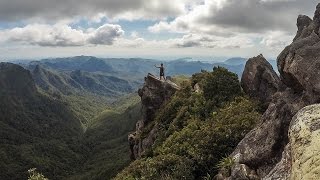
[129,73,180,160]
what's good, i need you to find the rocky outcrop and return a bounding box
[241,54,281,109]
[278,3,320,96]
[288,104,320,179]
[129,73,180,160]
[218,3,320,179]
[265,104,320,179]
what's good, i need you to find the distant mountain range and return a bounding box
[19,56,278,81]
[19,56,277,126]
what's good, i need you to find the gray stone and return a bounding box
[241,54,281,109]
[223,4,320,179]
[129,73,179,159]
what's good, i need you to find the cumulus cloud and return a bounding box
[113,32,254,49]
[261,31,293,49]
[88,24,124,45]
[149,0,318,35]
[0,23,124,47]
[146,0,318,53]
[0,0,192,22]
[173,34,254,48]
[0,0,319,58]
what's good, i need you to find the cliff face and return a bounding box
[129,73,179,160]
[218,3,320,179]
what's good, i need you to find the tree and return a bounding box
[202,67,241,108]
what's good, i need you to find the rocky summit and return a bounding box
[217,3,320,180]
[129,73,180,160]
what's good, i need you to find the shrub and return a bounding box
[28,168,48,180]
[154,97,260,178]
[114,154,194,180]
[202,67,242,108]
[216,157,235,172]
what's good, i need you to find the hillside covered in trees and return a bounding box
[115,67,262,179]
[0,60,263,180]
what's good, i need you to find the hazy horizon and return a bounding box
[1,55,279,64]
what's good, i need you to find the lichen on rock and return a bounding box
[289,104,320,180]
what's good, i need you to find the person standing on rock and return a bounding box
[154,63,165,80]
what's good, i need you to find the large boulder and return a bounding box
[219,3,320,179]
[229,88,310,177]
[289,104,320,179]
[277,4,320,97]
[241,54,281,109]
[265,104,320,179]
[129,73,179,159]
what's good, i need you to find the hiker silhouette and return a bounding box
[154,63,165,80]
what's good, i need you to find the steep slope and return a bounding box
[70,95,142,180]
[39,56,113,72]
[129,74,180,159]
[31,64,134,97]
[0,63,84,180]
[217,3,320,179]
[70,70,133,96]
[0,63,143,180]
[29,64,137,126]
[32,64,76,95]
[116,68,261,179]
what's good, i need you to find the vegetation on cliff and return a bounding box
[115,67,261,179]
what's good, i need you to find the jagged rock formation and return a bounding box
[218,3,320,179]
[129,73,180,160]
[265,104,320,180]
[241,54,281,109]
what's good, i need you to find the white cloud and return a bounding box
[145,0,318,56]
[261,31,293,49]
[0,0,318,59]
[149,0,317,35]
[0,0,193,22]
[0,23,124,47]
[113,32,254,50]
[173,33,254,48]
[88,24,124,45]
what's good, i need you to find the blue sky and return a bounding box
[0,0,318,60]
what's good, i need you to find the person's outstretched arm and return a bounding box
[154,64,160,68]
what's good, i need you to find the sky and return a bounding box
[0,0,318,60]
